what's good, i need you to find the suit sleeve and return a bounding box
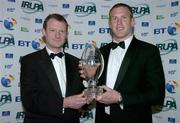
[122,46,165,107]
[20,56,63,115]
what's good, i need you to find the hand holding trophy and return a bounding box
[81,43,104,102]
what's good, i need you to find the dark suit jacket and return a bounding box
[95,36,165,123]
[20,48,84,123]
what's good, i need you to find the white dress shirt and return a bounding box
[46,47,66,97]
[105,35,133,114]
[106,35,133,89]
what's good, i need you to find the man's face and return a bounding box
[43,18,68,52]
[109,6,135,42]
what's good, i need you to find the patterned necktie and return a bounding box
[111,41,125,50]
[50,52,64,59]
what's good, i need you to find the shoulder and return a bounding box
[133,37,159,51]
[64,52,80,62]
[133,38,161,57]
[20,49,45,64]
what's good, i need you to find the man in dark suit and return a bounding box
[20,13,87,123]
[95,3,165,123]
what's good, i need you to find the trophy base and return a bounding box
[84,86,103,99]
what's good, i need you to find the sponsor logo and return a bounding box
[21,0,44,14]
[162,96,177,111]
[72,43,86,50]
[62,4,70,8]
[5,53,13,59]
[16,112,25,121]
[141,32,149,37]
[2,111,10,116]
[74,31,83,35]
[4,64,13,69]
[0,91,12,106]
[154,22,180,35]
[165,80,178,94]
[8,0,15,2]
[15,96,21,102]
[101,15,109,19]
[168,117,176,123]
[18,38,45,50]
[31,38,45,50]
[156,15,165,20]
[88,21,95,26]
[141,22,149,27]
[1,74,15,87]
[99,28,110,34]
[35,18,42,23]
[171,1,179,7]
[168,70,176,75]
[7,8,15,12]
[0,33,15,48]
[156,39,178,55]
[170,12,178,17]
[88,31,95,35]
[169,59,177,64]
[21,27,29,32]
[4,18,17,30]
[132,4,150,18]
[75,2,96,17]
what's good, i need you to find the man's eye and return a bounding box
[49,29,55,32]
[60,30,65,33]
[122,16,129,19]
[111,17,117,21]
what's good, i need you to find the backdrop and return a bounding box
[0,0,179,123]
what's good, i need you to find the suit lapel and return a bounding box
[99,45,111,85]
[114,37,138,89]
[39,48,63,97]
[64,54,72,96]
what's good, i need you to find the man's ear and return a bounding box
[131,18,135,26]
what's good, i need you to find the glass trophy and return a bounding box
[81,43,104,99]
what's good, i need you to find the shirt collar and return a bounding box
[113,35,133,49]
[46,47,64,56]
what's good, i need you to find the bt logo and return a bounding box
[154,22,180,35]
[4,18,17,30]
[167,22,180,35]
[99,28,110,34]
[165,80,178,94]
[18,38,45,50]
[31,38,45,50]
[1,74,15,87]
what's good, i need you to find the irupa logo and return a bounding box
[21,0,44,14]
[75,2,96,17]
[132,4,150,18]
[0,33,15,48]
[0,91,12,106]
[162,96,177,111]
[156,39,178,55]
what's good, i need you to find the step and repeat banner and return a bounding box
[0,0,179,123]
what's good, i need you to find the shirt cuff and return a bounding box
[118,94,123,109]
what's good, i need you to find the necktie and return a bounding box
[111,41,125,50]
[50,52,64,59]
